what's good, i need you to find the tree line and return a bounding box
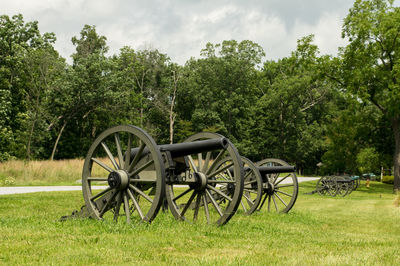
[1,0,399,190]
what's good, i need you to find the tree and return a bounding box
[0,14,56,160]
[49,25,113,159]
[252,36,336,173]
[356,147,380,174]
[341,0,400,190]
[23,47,66,160]
[177,40,265,150]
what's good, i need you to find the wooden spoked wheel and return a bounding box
[82,125,165,224]
[165,132,244,226]
[336,181,350,197]
[316,176,329,196]
[256,158,298,213]
[215,156,262,215]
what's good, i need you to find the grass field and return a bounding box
[0,159,108,186]
[1,180,399,265]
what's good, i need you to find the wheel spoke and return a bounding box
[129,159,154,176]
[115,133,124,169]
[91,158,113,172]
[187,156,198,172]
[99,189,117,217]
[113,192,122,222]
[101,141,119,170]
[275,189,293,197]
[129,184,153,203]
[241,200,247,212]
[274,192,288,207]
[205,189,223,216]
[206,185,232,201]
[127,189,144,220]
[180,191,197,217]
[205,149,226,175]
[198,153,203,172]
[90,186,112,201]
[243,188,258,194]
[87,177,108,181]
[202,152,211,172]
[275,184,294,189]
[207,180,236,184]
[243,193,254,205]
[244,179,258,186]
[268,195,271,211]
[124,134,132,170]
[203,192,210,224]
[274,174,290,186]
[128,143,146,173]
[173,187,193,201]
[207,163,234,179]
[243,170,253,181]
[193,192,202,221]
[123,192,131,223]
[272,194,278,211]
[257,194,267,210]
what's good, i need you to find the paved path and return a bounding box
[0,177,319,195]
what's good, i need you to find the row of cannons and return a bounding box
[314,176,360,197]
[63,125,298,225]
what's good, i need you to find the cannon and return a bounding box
[315,175,359,197]
[64,125,244,225]
[212,157,299,215]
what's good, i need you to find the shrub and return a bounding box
[381,175,394,184]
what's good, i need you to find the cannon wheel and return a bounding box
[256,158,298,213]
[316,176,329,196]
[82,125,165,224]
[336,181,349,197]
[214,156,263,215]
[165,132,244,225]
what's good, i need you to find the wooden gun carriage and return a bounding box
[63,125,299,225]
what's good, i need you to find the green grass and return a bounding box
[1,181,399,265]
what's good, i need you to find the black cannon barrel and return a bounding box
[258,165,296,175]
[129,138,228,160]
[159,138,228,158]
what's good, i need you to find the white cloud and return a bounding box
[1,0,354,64]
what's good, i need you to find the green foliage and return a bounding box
[356,147,380,174]
[341,0,400,188]
[382,175,394,184]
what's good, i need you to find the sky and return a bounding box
[1,0,357,64]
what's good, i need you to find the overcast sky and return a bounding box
[2,0,357,64]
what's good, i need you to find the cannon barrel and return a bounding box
[159,138,228,158]
[258,165,296,175]
[130,137,228,159]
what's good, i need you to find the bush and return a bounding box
[381,175,394,184]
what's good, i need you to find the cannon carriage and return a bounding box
[315,175,359,197]
[64,125,299,225]
[78,125,244,225]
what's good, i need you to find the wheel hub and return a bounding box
[108,170,129,190]
[265,182,275,195]
[192,172,207,191]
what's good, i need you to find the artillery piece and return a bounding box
[66,125,244,225]
[214,157,298,215]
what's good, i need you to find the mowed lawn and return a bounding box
[0,181,399,265]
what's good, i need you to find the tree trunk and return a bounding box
[26,118,36,161]
[27,94,40,161]
[392,117,400,191]
[50,121,67,161]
